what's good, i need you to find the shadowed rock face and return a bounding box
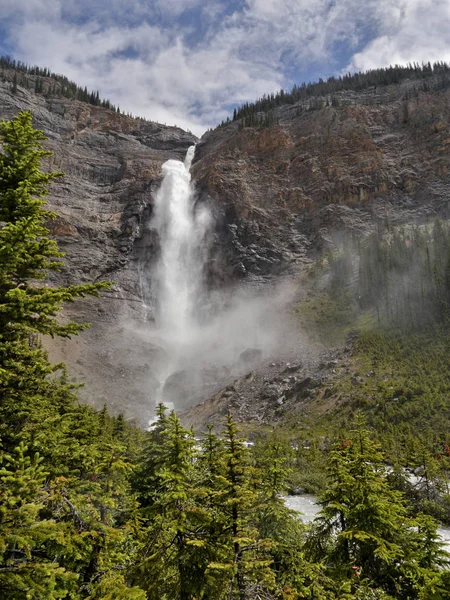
[3,68,450,426]
[0,73,197,423]
[192,78,450,284]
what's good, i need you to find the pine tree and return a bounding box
[0,112,148,598]
[254,433,327,598]
[11,72,17,94]
[206,412,275,600]
[0,442,79,599]
[132,411,210,599]
[0,111,110,449]
[310,418,449,598]
[132,403,170,508]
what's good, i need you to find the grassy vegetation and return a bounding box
[293,290,358,346]
[317,329,450,440]
[271,229,450,522]
[265,319,450,521]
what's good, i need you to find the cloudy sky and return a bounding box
[1,0,449,135]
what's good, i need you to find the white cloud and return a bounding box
[0,0,60,20]
[2,0,449,135]
[346,0,450,72]
[152,0,203,17]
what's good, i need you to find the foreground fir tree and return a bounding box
[132,411,278,600]
[205,412,275,600]
[309,418,450,599]
[0,111,145,599]
[0,110,110,449]
[132,410,214,599]
[0,442,79,598]
[254,433,332,599]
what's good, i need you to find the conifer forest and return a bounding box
[1,107,450,599]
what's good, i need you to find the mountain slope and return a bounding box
[193,75,450,282]
[2,64,450,425]
[184,74,450,428]
[0,68,197,421]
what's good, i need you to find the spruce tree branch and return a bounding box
[62,495,88,531]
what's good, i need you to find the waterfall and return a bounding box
[149,146,210,417]
[145,146,293,424]
[153,146,209,339]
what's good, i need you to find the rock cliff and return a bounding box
[183,77,450,428]
[0,70,197,422]
[192,78,450,283]
[2,67,450,426]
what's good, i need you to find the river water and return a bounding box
[285,494,450,550]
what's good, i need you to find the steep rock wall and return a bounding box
[193,80,450,281]
[0,74,197,421]
[3,69,450,425]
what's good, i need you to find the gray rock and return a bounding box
[281,363,302,374]
[0,74,197,423]
[239,348,263,364]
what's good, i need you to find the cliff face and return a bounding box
[193,80,450,282]
[2,67,450,425]
[181,80,450,429]
[0,72,197,422]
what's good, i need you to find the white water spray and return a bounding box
[154,146,209,344]
[149,146,210,415]
[153,146,209,340]
[145,146,297,425]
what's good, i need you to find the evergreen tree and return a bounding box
[0,442,78,599]
[206,412,274,600]
[0,111,110,449]
[133,411,211,599]
[133,402,170,508]
[0,111,147,599]
[11,72,18,94]
[310,418,449,598]
[254,433,329,598]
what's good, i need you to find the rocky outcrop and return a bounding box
[182,349,339,431]
[181,78,450,427]
[193,78,450,280]
[0,73,197,422]
[3,67,450,426]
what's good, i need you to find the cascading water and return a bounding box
[144,146,295,425]
[153,146,209,339]
[149,146,211,416]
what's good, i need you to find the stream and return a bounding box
[285,494,450,550]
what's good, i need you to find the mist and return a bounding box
[135,146,300,421]
[311,220,450,333]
